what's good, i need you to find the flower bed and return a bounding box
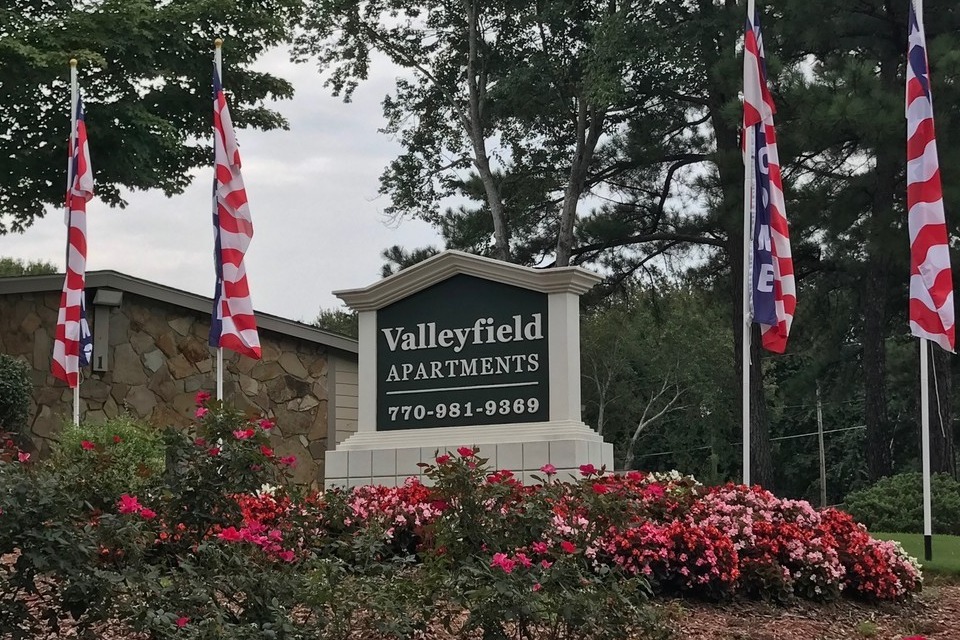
[0,401,923,639]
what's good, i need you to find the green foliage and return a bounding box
[0,0,303,234]
[53,416,166,509]
[845,473,960,536]
[312,307,359,338]
[0,355,31,439]
[0,257,58,276]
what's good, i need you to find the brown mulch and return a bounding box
[660,580,960,640]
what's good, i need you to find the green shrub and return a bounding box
[844,472,960,535]
[52,416,166,510]
[0,354,31,438]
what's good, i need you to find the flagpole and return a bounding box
[741,0,756,487]
[69,58,81,427]
[920,337,933,561]
[214,38,224,402]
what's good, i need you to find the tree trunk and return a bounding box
[863,261,892,481]
[555,99,604,267]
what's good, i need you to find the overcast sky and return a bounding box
[0,47,444,324]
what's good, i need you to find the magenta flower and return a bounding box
[140,508,157,520]
[279,455,297,467]
[457,446,474,457]
[532,583,542,592]
[260,445,275,457]
[233,428,255,440]
[560,540,576,554]
[531,541,548,554]
[208,447,221,456]
[195,390,211,406]
[578,463,597,476]
[17,451,30,463]
[117,494,142,514]
[490,552,516,574]
[81,440,96,451]
[195,407,209,419]
[175,616,190,628]
[540,463,557,476]
[258,418,275,430]
[277,549,296,563]
[436,454,451,465]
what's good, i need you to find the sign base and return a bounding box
[324,420,613,488]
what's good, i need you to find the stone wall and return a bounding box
[0,289,353,485]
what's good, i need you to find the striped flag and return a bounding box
[743,7,795,353]
[907,1,954,352]
[209,66,261,359]
[52,95,94,387]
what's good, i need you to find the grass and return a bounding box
[873,532,960,576]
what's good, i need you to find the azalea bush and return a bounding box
[0,398,925,639]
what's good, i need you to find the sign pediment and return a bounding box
[334,250,601,312]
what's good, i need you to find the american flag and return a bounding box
[907,1,954,352]
[209,66,261,359]
[52,95,94,387]
[743,7,795,354]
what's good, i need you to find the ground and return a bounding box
[663,581,960,640]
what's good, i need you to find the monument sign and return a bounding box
[324,250,613,488]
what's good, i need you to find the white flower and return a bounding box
[258,483,277,497]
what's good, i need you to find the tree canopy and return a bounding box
[0,0,302,234]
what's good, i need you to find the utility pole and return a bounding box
[817,383,827,508]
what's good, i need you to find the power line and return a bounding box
[635,425,866,459]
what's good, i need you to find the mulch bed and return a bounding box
[661,580,960,640]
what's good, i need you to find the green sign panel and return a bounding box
[376,274,549,430]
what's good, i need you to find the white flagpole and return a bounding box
[741,0,757,487]
[214,38,224,402]
[920,338,933,560]
[69,58,81,427]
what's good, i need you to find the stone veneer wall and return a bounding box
[0,289,351,485]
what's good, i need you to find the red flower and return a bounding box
[112,435,122,444]
[208,447,221,456]
[117,494,142,515]
[175,616,190,628]
[592,483,609,495]
[194,437,206,447]
[578,463,597,476]
[644,484,665,499]
[140,508,157,520]
[258,418,275,430]
[260,445,275,457]
[277,549,295,563]
[457,446,475,457]
[435,454,451,465]
[233,428,255,440]
[279,455,297,467]
[195,390,211,406]
[218,527,243,542]
[81,440,95,451]
[560,540,577,554]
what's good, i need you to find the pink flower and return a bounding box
[540,559,553,569]
[195,407,209,419]
[112,435,122,444]
[540,463,557,476]
[560,540,576,554]
[435,454,451,465]
[233,428,255,440]
[175,616,190,628]
[279,455,297,467]
[258,418,275,430]
[81,440,95,451]
[208,447,221,456]
[17,451,30,463]
[140,508,157,520]
[277,549,295,563]
[195,390,211,406]
[532,583,542,592]
[531,541,548,554]
[578,463,597,476]
[457,446,475,457]
[218,527,243,542]
[117,494,142,515]
[260,445,274,457]
[515,552,533,568]
[490,552,516,574]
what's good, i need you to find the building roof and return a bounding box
[0,270,357,356]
